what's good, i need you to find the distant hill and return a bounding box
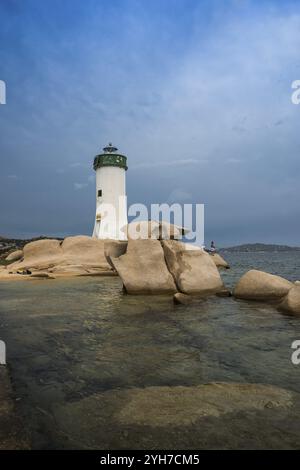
[220,243,300,253]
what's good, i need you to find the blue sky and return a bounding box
[0,0,300,245]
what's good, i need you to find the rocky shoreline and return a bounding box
[1,222,299,314]
[1,225,299,449]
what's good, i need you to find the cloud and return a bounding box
[132,158,206,170]
[0,1,300,243]
[167,188,193,204]
[7,174,19,180]
[74,182,88,190]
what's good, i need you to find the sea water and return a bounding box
[0,251,299,448]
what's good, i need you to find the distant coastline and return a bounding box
[220,243,300,253]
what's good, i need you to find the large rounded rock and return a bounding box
[162,240,224,295]
[61,236,109,269]
[16,239,62,270]
[5,250,23,262]
[110,239,177,294]
[234,269,293,301]
[279,286,300,315]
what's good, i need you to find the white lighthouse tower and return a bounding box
[92,143,128,240]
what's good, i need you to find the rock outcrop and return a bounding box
[8,236,112,276]
[109,239,177,294]
[279,286,300,315]
[5,250,23,262]
[234,269,293,301]
[162,240,224,295]
[210,253,230,269]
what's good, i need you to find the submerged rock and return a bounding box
[53,382,299,449]
[162,240,224,295]
[0,368,31,449]
[233,269,293,301]
[116,383,293,427]
[279,286,300,315]
[110,239,177,294]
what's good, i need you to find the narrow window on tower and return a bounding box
[98,189,102,198]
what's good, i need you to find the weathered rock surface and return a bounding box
[279,286,300,315]
[21,238,61,269]
[162,240,224,295]
[104,240,128,269]
[5,250,23,262]
[110,239,177,294]
[8,236,112,276]
[61,236,109,269]
[234,269,293,301]
[210,253,230,269]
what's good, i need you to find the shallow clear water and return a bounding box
[0,251,300,448]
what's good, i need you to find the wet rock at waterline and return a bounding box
[233,269,293,301]
[173,293,193,305]
[215,289,232,297]
[30,272,55,279]
[279,286,300,315]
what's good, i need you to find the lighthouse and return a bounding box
[92,143,128,240]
